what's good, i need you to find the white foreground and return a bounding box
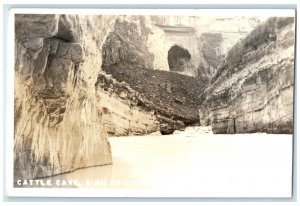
[53,132,293,197]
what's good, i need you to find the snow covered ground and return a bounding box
[50,130,293,197]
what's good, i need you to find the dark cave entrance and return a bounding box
[168,45,192,72]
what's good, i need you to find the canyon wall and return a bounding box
[14,14,207,180]
[98,15,262,135]
[13,13,280,181]
[149,16,264,79]
[14,14,117,181]
[199,17,295,134]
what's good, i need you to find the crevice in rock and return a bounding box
[53,15,77,43]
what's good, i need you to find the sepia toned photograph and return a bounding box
[10,9,295,197]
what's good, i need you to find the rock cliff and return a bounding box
[98,15,262,136]
[149,16,264,79]
[199,17,295,134]
[14,14,116,181]
[14,14,208,180]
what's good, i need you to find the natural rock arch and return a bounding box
[167,45,192,72]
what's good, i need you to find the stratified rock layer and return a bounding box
[98,65,206,135]
[14,14,114,181]
[95,72,160,136]
[199,17,295,134]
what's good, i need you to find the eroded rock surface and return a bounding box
[14,14,114,181]
[102,18,154,70]
[95,72,160,136]
[199,17,295,134]
[197,33,224,82]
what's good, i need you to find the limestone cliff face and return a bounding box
[148,16,203,77]
[100,15,261,80]
[102,17,154,70]
[197,33,224,82]
[149,16,263,79]
[14,14,115,181]
[199,17,295,134]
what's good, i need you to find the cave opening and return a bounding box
[168,45,192,72]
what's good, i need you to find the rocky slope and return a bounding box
[100,18,207,135]
[199,17,295,134]
[98,65,206,135]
